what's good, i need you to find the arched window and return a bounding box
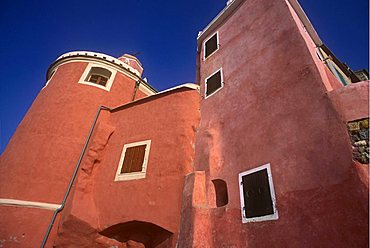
[85,67,112,87]
[78,63,117,91]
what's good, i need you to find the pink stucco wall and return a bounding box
[189,0,369,247]
[0,59,151,247]
[0,0,368,247]
[328,80,369,122]
[54,87,200,247]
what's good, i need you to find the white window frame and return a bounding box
[205,68,224,99]
[238,163,278,223]
[203,31,219,60]
[114,140,151,182]
[78,62,117,91]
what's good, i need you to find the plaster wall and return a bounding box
[285,0,343,91]
[0,206,60,248]
[0,59,149,247]
[192,0,369,247]
[54,88,200,247]
[328,80,369,122]
[0,61,145,203]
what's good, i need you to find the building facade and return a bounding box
[0,0,368,247]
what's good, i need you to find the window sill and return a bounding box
[114,172,146,182]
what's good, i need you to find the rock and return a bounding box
[351,134,360,142]
[358,146,366,153]
[354,140,367,147]
[348,122,360,131]
[359,129,369,140]
[359,119,369,129]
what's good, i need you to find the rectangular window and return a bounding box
[115,140,151,181]
[205,68,223,98]
[204,32,219,59]
[239,163,278,223]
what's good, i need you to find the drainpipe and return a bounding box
[40,105,111,248]
[131,80,140,101]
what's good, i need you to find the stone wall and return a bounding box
[348,118,369,164]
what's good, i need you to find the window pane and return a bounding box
[98,76,108,86]
[89,74,99,83]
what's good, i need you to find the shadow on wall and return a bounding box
[212,179,229,207]
[99,221,173,248]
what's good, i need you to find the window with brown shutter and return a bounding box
[238,163,278,223]
[115,140,152,182]
[120,145,146,173]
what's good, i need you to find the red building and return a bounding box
[0,0,368,247]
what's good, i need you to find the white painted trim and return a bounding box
[197,0,242,42]
[204,68,224,99]
[56,51,142,77]
[0,198,61,211]
[203,31,219,60]
[197,0,323,51]
[156,83,200,95]
[53,59,138,82]
[78,62,117,91]
[49,58,157,95]
[238,163,279,223]
[114,140,151,182]
[42,68,58,90]
[139,84,156,96]
[109,83,199,110]
[122,55,144,71]
[286,0,323,46]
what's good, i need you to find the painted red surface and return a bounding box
[118,54,144,76]
[328,80,369,122]
[0,61,143,202]
[0,207,60,247]
[0,0,368,247]
[0,59,151,246]
[188,0,369,247]
[286,0,343,92]
[54,87,200,247]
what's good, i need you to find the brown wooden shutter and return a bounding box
[121,145,146,173]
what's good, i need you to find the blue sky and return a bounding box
[0,0,368,154]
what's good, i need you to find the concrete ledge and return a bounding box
[0,198,61,211]
[328,81,369,122]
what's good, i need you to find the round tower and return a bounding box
[0,51,156,247]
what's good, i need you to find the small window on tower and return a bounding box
[205,68,223,98]
[238,163,278,223]
[78,63,117,91]
[85,67,112,87]
[115,140,151,181]
[204,32,219,59]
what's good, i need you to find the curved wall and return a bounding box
[0,52,155,247]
